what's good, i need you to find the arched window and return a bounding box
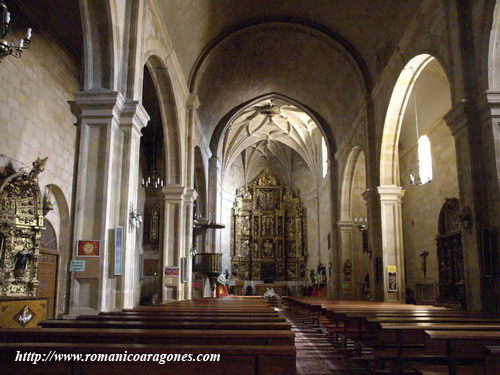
[321,137,328,178]
[418,135,432,184]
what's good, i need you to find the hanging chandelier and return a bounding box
[0,1,32,62]
[141,82,165,190]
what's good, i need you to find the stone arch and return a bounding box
[380,54,438,186]
[340,146,364,222]
[80,0,116,90]
[210,93,335,160]
[338,147,368,298]
[378,54,453,302]
[44,184,71,317]
[189,20,371,94]
[144,55,182,184]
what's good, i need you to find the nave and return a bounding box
[1,296,499,374]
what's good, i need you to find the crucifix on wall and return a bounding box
[420,250,429,277]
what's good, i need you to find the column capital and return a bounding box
[121,100,150,134]
[476,90,500,123]
[377,185,405,202]
[72,90,125,121]
[186,94,200,110]
[183,188,198,203]
[162,183,186,202]
[443,101,471,136]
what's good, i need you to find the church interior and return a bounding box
[0,0,499,374]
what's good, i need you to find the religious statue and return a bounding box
[420,250,429,277]
[257,169,278,186]
[317,263,327,287]
[28,157,48,180]
[263,240,273,257]
[310,269,316,285]
[262,216,273,236]
[14,246,33,270]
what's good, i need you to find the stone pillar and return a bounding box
[120,101,150,309]
[477,92,500,312]
[69,91,149,315]
[337,220,354,299]
[329,158,340,298]
[182,188,197,300]
[444,103,485,311]
[161,183,186,301]
[363,189,384,301]
[207,155,220,253]
[377,185,405,302]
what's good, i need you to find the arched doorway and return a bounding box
[37,220,58,318]
[210,95,334,297]
[379,54,458,303]
[138,65,166,305]
[339,147,370,299]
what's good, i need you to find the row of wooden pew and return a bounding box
[284,297,500,375]
[0,297,296,375]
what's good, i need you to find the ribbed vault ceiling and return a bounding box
[222,99,324,183]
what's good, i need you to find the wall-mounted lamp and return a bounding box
[353,217,368,231]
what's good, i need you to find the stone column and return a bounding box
[477,92,500,312]
[182,188,197,300]
[161,183,186,301]
[363,189,384,301]
[207,155,220,253]
[377,185,405,302]
[444,102,486,311]
[69,91,149,315]
[119,100,150,309]
[337,220,354,299]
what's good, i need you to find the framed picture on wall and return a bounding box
[77,240,100,257]
[387,266,397,292]
[114,226,123,275]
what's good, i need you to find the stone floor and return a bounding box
[281,308,361,375]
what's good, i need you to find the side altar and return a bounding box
[0,158,51,327]
[230,169,307,293]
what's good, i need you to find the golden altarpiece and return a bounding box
[0,158,51,328]
[231,169,307,283]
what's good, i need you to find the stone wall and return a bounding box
[400,119,459,302]
[0,31,79,316]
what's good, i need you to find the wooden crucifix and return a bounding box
[420,250,429,277]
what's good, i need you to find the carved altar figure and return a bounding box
[0,157,48,296]
[231,169,307,282]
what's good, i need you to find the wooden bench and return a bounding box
[0,328,295,345]
[78,314,286,322]
[39,319,292,331]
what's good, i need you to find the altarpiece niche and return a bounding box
[0,158,49,296]
[231,169,307,282]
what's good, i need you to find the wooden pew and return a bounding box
[39,319,292,331]
[485,346,500,375]
[100,310,280,317]
[411,331,500,375]
[0,328,295,345]
[78,315,286,322]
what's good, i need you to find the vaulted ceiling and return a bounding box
[221,98,325,183]
[155,0,422,143]
[156,0,422,82]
